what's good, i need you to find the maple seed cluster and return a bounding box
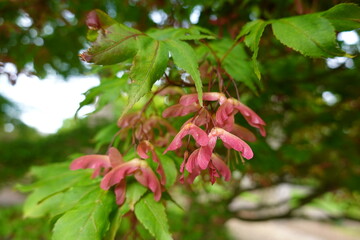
[70,147,161,205]
[69,92,266,205]
[70,113,176,206]
[162,92,266,184]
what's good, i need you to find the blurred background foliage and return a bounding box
[1,0,360,239]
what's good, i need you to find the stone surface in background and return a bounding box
[226,218,360,240]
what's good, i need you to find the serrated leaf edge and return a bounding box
[271,16,344,58]
[135,195,172,240]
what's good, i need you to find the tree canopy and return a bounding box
[1,1,360,239]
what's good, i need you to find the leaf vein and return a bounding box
[278,18,338,56]
[143,40,160,82]
[91,33,145,57]
[144,198,169,234]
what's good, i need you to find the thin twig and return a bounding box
[223,71,240,100]
[200,40,224,92]
[139,83,169,116]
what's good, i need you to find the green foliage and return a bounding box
[135,193,173,240]
[311,192,360,219]
[164,39,203,105]
[166,192,231,240]
[0,206,51,240]
[126,37,168,114]
[237,20,268,79]
[82,10,206,110]
[18,163,92,218]
[93,123,119,151]
[83,10,141,65]
[211,39,259,91]
[18,162,116,240]
[147,26,215,41]
[76,73,129,116]
[272,14,344,58]
[52,190,114,240]
[2,1,360,239]
[122,183,148,211]
[156,149,178,189]
[14,147,179,239]
[321,3,360,31]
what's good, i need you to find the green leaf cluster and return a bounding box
[17,163,116,240]
[17,153,179,239]
[10,2,360,239]
[237,3,360,80]
[135,193,173,240]
[80,4,360,114]
[82,9,212,113]
[208,39,260,92]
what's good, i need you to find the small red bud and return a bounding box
[79,52,92,62]
[86,10,101,30]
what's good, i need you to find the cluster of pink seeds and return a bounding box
[70,92,266,205]
[163,92,266,184]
